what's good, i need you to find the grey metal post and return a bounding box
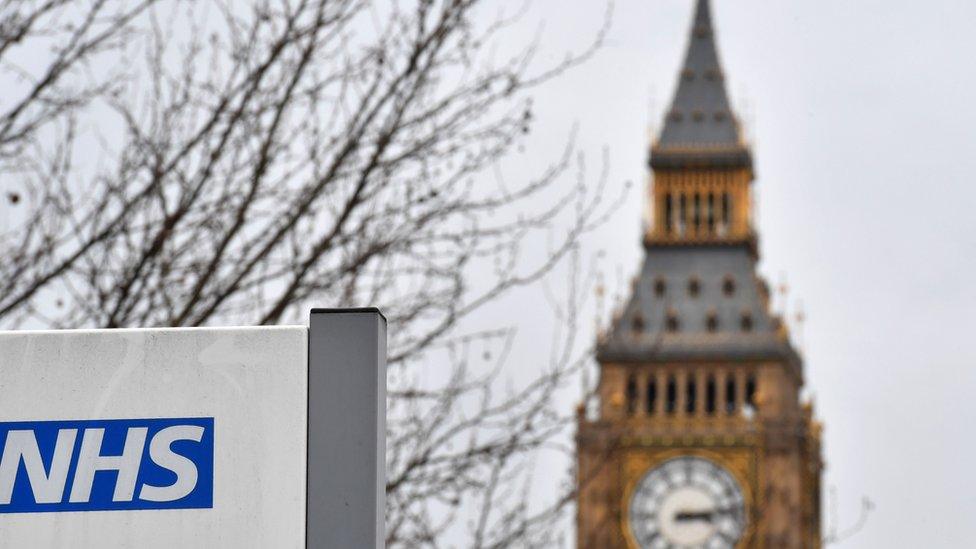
[307,308,386,548]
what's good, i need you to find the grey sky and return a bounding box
[492,1,976,546]
[3,1,971,546]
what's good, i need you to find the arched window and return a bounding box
[722,192,732,228]
[723,276,736,297]
[740,312,754,332]
[632,314,645,335]
[666,312,680,333]
[646,377,658,415]
[688,277,701,297]
[679,194,688,234]
[707,193,716,233]
[664,193,674,234]
[706,376,717,415]
[686,375,697,414]
[654,277,667,297]
[706,311,719,332]
[693,193,701,231]
[666,376,677,414]
[725,376,736,415]
[746,375,757,408]
[626,374,638,415]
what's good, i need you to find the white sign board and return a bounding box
[0,309,386,548]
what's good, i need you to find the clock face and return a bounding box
[628,456,746,549]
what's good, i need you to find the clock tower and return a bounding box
[575,1,823,548]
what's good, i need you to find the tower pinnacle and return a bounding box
[651,0,751,170]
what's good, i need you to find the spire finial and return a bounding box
[650,0,751,170]
[694,0,712,27]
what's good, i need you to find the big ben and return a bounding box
[576,1,823,548]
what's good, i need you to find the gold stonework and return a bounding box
[646,167,755,246]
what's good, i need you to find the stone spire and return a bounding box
[651,0,751,169]
[599,0,788,363]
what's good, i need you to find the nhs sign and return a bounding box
[0,309,385,548]
[0,417,213,513]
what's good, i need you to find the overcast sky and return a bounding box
[489,1,976,546]
[4,1,971,546]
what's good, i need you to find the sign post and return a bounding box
[308,308,386,549]
[0,308,386,548]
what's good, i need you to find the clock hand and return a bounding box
[674,504,741,522]
[674,510,713,523]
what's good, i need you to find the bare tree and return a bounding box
[0,0,617,546]
[824,487,874,545]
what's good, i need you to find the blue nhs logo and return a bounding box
[0,417,213,513]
